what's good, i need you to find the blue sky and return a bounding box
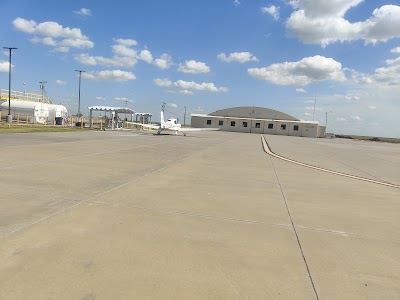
[1,0,400,137]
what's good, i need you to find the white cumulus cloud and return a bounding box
[218,52,258,63]
[138,49,153,64]
[286,1,400,47]
[115,39,137,47]
[73,39,171,70]
[153,78,173,87]
[178,60,210,74]
[248,55,346,86]
[82,70,136,82]
[153,54,173,69]
[112,44,137,57]
[296,88,307,93]
[75,53,137,67]
[352,56,400,86]
[0,61,11,72]
[96,96,106,101]
[56,80,67,86]
[262,5,280,20]
[153,78,228,93]
[167,102,178,108]
[391,47,400,53]
[179,90,194,95]
[12,17,94,51]
[74,8,92,17]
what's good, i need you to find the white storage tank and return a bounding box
[47,104,68,119]
[0,100,66,124]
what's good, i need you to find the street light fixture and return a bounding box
[3,47,17,123]
[75,69,85,118]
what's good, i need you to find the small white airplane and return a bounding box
[126,111,218,136]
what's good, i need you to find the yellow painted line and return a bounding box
[261,135,400,189]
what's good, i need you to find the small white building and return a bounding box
[191,107,325,138]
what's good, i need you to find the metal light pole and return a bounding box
[325,111,332,136]
[3,47,17,123]
[75,70,85,118]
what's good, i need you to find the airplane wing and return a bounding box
[125,121,160,130]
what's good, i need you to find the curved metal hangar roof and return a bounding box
[209,106,299,121]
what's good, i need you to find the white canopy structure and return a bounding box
[135,112,153,124]
[88,106,135,130]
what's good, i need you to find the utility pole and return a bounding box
[183,106,187,126]
[39,81,47,102]
[3,47,17,123]
[75,70,85,118]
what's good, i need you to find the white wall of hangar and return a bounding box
[191,115,325,138]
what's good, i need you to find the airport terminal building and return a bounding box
[191,107,326,138]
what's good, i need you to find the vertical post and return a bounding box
[17,113,19,123]
[325,111,332,136]
[89,109,93,129]
[81,117,84,129]
[75,70,85,120]
[3,47,18,123]
[100,119,103,131]
[26,114,28,124]
[183,106,187,126]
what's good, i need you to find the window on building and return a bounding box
[218,120,223,126]
[281,124,286,130]
[293,125,299,131]
[255,123,261,128]
[206,119,212,125]
[231,121,236,126]
[268,123,274,129]
[243,122,248,127]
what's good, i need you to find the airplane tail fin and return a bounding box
[161,110,165,125]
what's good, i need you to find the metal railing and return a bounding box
[0,89,52,103]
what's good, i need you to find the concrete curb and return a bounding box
[261,135,400,189]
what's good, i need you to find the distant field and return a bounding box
[0,124,87,134]
[336,134,400,144]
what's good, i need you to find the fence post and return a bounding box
[26,115,28,124]
[81,117,84,129]
[100,119,103,131]
[17,114,19,123]
[71,116,73,127]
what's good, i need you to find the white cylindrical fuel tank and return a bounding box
[47,104,68,119]
[0,100,51,124]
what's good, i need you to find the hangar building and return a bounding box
[191,106,325,138]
